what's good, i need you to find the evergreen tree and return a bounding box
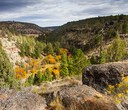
[122,22,128,34]
[34,41,46,58]
[33,71,43,84]
[25,75,34,86]
[45,68,53,81]
[44,43,54,55]
[72,49,90,75]
[67,57,74,75]
[53,42,60,55]
[60,53,69,77]
[99,50,107,64]
[107,32,126,61]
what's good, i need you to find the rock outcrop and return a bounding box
[49,85,118,110]
[1,75,127,110]
[0,89,46,110]
[82,62,128,92]
[29,77,118,110]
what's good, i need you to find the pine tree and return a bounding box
[122,22,128,34]
[67,57,74,75]
[60,53,69,77]
[44,43,54,55]
[45,68,53,81]
[33,71,43,84]
[25,75,34,86]
[54,42,60,55]
[72,49,90,75]
[107,32,126,61]
[99,50,107,64]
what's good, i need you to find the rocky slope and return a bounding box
[0,77,118,110]
[0,30,25,65]
[0,37,24,65]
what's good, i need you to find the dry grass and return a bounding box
[49,96,64,110]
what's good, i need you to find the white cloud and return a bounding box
[0,0,128,26]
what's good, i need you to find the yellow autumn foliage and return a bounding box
[47,54,54,59]
[49,58,56,64]
[59,48,68,54]
[53,69,60,75]
[106,76,128,105]
[16,73,21,79]
[55,55,61,61]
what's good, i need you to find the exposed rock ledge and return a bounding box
[55,85,118,110]
[82,61,128,92]
[0,89,46,110]
[0,77,118,110]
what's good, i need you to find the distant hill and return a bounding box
[47,15,128,52]
[43,26,59,31]
[0,21,52,35]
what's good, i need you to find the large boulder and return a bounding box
[0,89,46,110]
[82,62,128,92]
[49,85,118,110]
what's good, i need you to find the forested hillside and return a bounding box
[46,15,128,53]
[0,15,128,110]
[0,21,51,35]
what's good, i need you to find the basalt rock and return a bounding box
[82,62,128,92]
[0,89,46,110]
[49,85,118,110]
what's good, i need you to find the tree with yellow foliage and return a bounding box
[49,58,56,64]
[53,69,60,79]
[55,55,61,61]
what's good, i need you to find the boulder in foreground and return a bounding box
[0,89,46,110]
[82,62,128,92]
[49,85,118,110]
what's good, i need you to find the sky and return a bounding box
[0,0,128,27]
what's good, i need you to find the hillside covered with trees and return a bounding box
[0,15,128,89]
[46,15,128,53]
[0,21,51,35]
[0,15,128,110]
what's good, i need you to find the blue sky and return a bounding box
[0,0,128,27]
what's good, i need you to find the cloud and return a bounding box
[0,0,127,26]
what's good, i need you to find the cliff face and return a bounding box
[0,37,24,65]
